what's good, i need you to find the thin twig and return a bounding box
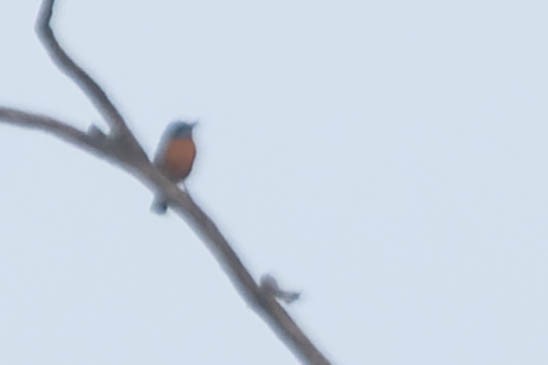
[0,107,103,153]
[36,0,129,138]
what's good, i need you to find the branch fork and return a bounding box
[0,2,331,364]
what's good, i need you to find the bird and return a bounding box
[151,121,197,214]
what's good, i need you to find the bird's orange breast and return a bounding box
[161,138,196,182]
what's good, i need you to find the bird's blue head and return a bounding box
[168,120,197,139]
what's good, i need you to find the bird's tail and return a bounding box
[151,197,168,214]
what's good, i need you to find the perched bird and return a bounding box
[151,121,197,213]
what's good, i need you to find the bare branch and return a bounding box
[0,107,105,153]
[1,2,334,364]
[134,164,332,364]
[174,195,325,364]
[36,0,128,136]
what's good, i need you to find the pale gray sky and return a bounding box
[1,1,547,364]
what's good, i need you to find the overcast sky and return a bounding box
[1,1,547,364]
